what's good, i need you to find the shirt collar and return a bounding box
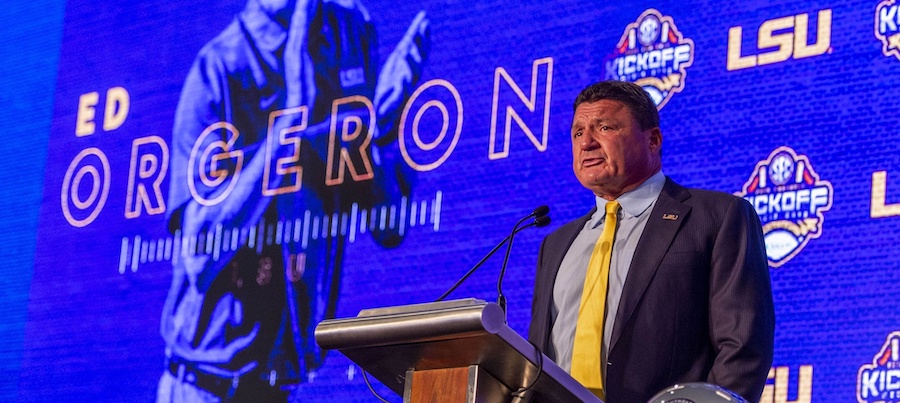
[239,7,288,52]
[592,170,666,224]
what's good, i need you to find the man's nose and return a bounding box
[578,134,599,150]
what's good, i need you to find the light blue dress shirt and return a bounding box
[548,170,666,380]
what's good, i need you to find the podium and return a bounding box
[315,299,603,403]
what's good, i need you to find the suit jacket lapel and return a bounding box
[534,208,595,349]
[608,178,692,351]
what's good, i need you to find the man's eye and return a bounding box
[600,125,611,131]
[573,130,583,138]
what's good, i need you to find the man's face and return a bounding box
[256,0,295,11]
[570,99,662,200]
[254,0,297,23]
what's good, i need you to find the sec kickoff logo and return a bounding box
[735,146,833,268]
[603,9,695,109]
[858,332,900,402]
[877,0,900,60]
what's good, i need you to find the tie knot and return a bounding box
[605,201,620,216]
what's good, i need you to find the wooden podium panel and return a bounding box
[409,367,470,403]
[404,365,508,403]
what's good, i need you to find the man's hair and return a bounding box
[573,81,659,131]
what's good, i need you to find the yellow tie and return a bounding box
[571,200,620,399]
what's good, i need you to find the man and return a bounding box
[158,0,429,401]
[528,81,774,402]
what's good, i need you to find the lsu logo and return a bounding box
[876,0,900,60]
[735,147,833,268]
[858,332,900,402]
[727,9,832,71]
[603,9,694,109]
[762,365,813,403]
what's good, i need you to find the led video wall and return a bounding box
[5,0,900,401]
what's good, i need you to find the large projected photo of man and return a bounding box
[157,0,429,400]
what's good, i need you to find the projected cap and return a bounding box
[646,382,747,403]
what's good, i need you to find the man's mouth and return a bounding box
[582,157,605,167]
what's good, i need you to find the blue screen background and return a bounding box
[2,0,899,401]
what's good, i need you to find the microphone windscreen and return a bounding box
[534,215,551,227]
[533,205,550,218]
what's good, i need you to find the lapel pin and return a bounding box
[662,213,678,220]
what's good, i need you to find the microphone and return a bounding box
[532,215,551,228]
[435,206,551,303]
[497,207,550,316]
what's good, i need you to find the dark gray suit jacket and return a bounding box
[528,178,774,403]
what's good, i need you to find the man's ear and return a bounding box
[649,127,663,155]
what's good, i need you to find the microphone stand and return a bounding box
[436,207,550,306]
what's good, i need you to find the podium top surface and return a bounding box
[315,299,602,403]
